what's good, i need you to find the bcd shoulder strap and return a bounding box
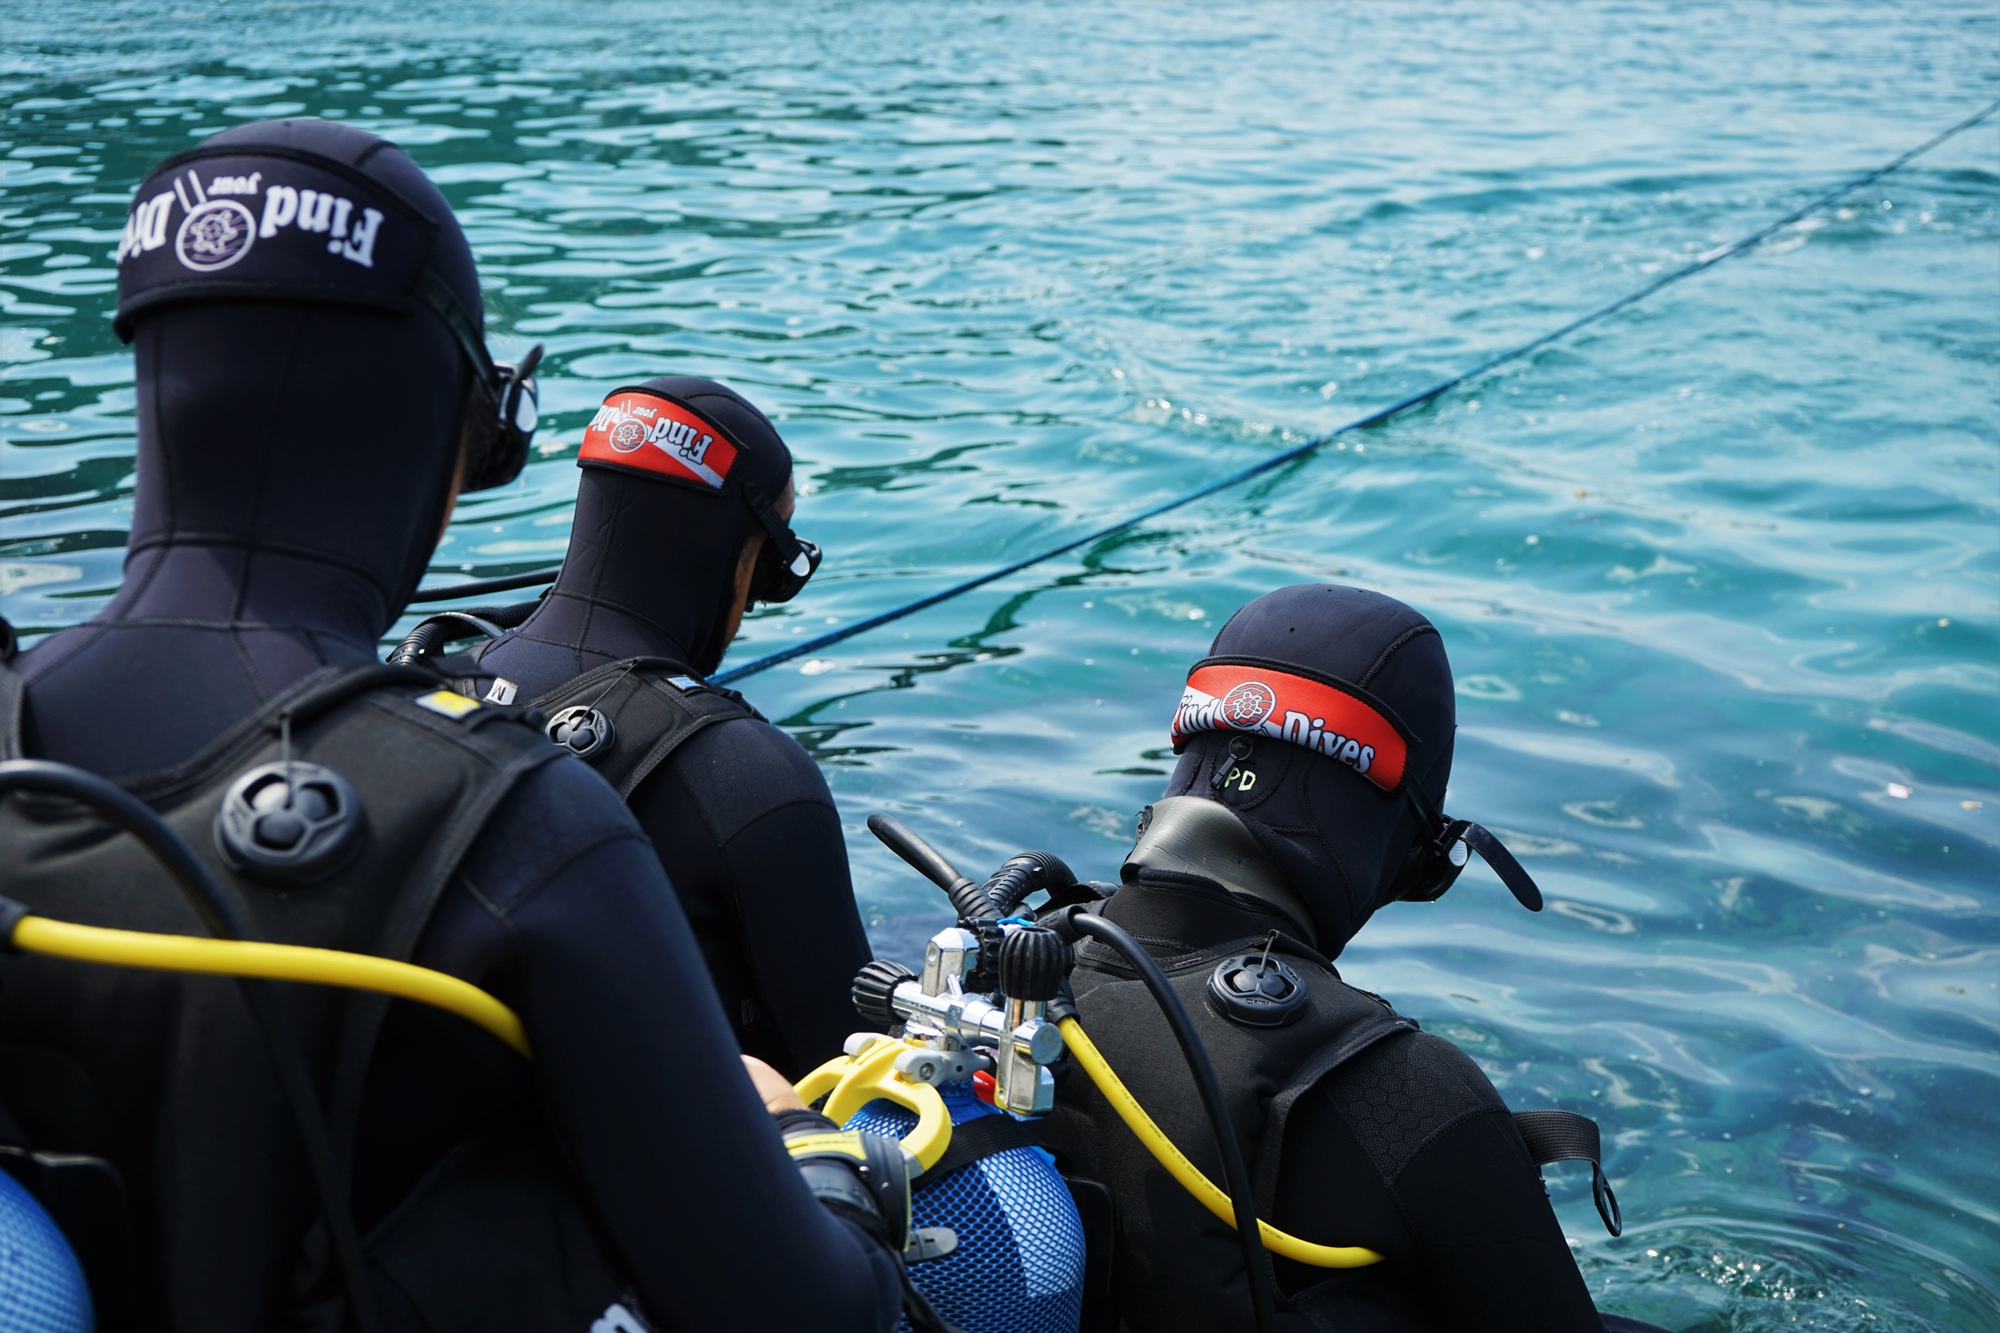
[522,657,758,801]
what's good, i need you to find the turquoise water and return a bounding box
[3,3,1997,1327]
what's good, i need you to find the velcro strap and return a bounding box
[1512,1109,1620,1237]
[783,1130,871,1164]
[917,1112,1042,1184]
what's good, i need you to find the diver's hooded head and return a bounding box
[517,376,796,678]
[1155,584,1457,955]
[109,117,483,645]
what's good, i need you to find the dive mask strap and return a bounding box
[1398,779,1543,911]
[414,270,540,491]
[1461,823,1543,911]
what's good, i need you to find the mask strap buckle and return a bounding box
[1397,781,1544,911]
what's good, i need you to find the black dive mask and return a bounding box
[1389,776,1542,911]
[743,480,821,606]
[426,282,541,493]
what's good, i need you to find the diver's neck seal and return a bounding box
[1123,796,1316,946]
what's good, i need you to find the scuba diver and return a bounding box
[413,376,871,1079]
[1038,583,1627,1332]
[0,120,918,1333]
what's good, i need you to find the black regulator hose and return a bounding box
[866,813,1001,922]
[387,601,539,666]
[982,851,1076,917]
[0,759,384,1333]
[1055,905,1276,1333]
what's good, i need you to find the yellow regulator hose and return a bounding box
[1058,1017,1384,1269]
[10,914,531,1058]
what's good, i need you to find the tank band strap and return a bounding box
[915,1111,1042,1185]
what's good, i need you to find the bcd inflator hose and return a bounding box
[1055,1017,1384,1269]
[0,907,531,1057]
[867,812,1001,922]
[1052,906,1279,1333]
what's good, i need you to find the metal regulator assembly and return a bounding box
[798,816,1096,1125]
[793,816,1102,1333]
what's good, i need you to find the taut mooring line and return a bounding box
[405,101,1999,680]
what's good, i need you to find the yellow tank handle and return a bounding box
[10,914,531,1058]
[794,1036,952,1173]
[1058,1017,1385,1269]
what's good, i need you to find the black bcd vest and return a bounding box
[0,659,638,1333]
[1043,930,1419,1333]
[444,647,779,1057]
[469,654,762,802]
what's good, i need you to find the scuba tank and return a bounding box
[0,1169,91,1333]
[846,1082,1084,1333]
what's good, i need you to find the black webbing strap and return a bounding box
[1512,1109,1620,1236]
[918,1112,1043,1185]
[1463,822,1544,911]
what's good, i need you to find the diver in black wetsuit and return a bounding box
[1042,584,1649,1333]
[0,121,906,1333]
[456,378,872,1078]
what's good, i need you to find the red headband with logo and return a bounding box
[1169,656,1413,793]
[579,387,740,491]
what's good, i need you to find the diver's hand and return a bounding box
[744,1055,809,1115]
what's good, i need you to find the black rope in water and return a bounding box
[400,101,1998,676]
[407,568,559,604]
[709,98,1995,686]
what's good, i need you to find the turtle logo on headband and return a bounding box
[1221,681,1276,728]
[606,417,647,453]
[176,199,257,272]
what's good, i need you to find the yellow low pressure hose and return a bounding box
[1058,1017,1384,1269]
[10,914,531,1058]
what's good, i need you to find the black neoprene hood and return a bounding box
[113,118,481,341]
[484,377,796,679]
[106,119,482,640]
[1164,584,1457,954]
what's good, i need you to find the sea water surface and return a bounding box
[3,3,1996,1328]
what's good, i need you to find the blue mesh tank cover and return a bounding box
[843,1082,1083,1333]
[0,1168,92,1333]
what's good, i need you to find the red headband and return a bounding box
[579,388,740,491]
[1170,657,1411,793]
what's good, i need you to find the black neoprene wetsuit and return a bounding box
[13,590,901,1332]
[470,628,870,1078]
[471,386,873,1079]
[6,268,901,1327]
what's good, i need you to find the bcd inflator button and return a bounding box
[545,705,615,761]
[215,761,365,887]
[1207,950,1308,1027]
